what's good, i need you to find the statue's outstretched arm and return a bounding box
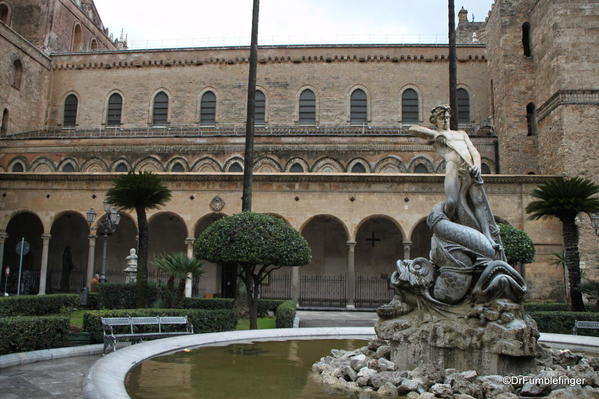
[409,125,439,142]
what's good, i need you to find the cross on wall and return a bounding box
[365,232,381,247]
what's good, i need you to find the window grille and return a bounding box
[107,93,123,126]
[200,91,216,124]
[63,94,78,127]
[153,92,169,125]
[402,89,419,123]
[350,89,367,123]
[299,89,316,123]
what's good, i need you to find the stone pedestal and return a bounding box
[375,299,540,376]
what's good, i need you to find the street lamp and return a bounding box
[87,201,120,283]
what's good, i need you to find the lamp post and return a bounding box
[86,201,120,283]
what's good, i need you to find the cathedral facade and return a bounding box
[0,0,597,306]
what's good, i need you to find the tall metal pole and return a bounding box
[17,237,24,296]
[241,0,260,212]
[448,0,458,130]
[100,231,108,283]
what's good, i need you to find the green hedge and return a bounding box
[87,292,100,310]
[258,299,285,317]
[0,316,69,354]
[83,308,237,343]
[97,282,160,309]
[275,300,296,328]
[529,311,599,337]
[182,298,233,310]
[524,302,570,312]
[0,294,79,317]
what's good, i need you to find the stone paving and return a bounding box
[0,354,99,399]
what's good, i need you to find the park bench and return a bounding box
[572,320,599,335]
[101,316,193,353]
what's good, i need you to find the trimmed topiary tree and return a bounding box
[498,223,535,278]
[195,212,311,329]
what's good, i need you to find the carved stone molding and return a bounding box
[209,195,225,212]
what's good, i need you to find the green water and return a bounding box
[126,339,366,399]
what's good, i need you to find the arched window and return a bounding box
[414,163,429,173]
[171,162,184,172]
[522,22,532,57]
[90,39,98,50]
[106,93,123,126]
[481,163,491,174]
[1,108,8,135]
[228,162,243,172]
[11,162,24,172]
[254,90,265,124]
[152,91,169,125]
[350,89,367,123]
[200,91,216,124]
[526,103,537,136]
[63,94,78,127]
[299,89,316,124]
[0,3,11,25]
[289,163,304,173]
[456,88,470,124]
[401,88,419,123]
[115,162,128,172]
[12,59,22,89]
[72,24,82,51]
[62,163,75,172]
[351,163,366,173]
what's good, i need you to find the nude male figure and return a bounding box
[409,105,499,250]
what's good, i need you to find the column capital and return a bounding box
[0,231,8,240]
[346,240,357,247]
[88,234,97,240]
[402,240,413,246]
[41,233,52,240]
[185,237,196,245]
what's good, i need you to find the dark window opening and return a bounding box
[90,39,98,50]
[290,163,304,173]
[254,90,265,124]
[11,162,24,172]
[153,91,169,125]
[481,163,491,174]
[107,93,123,126]
[522,22,532,57]
[73,24,82,51]
[62,163,75,172]
[414,163,429,173]
[1,108,8,135]
[350,89,367,123]
[63,94,78,127]
[115,162,128,172]
[228,163,243,172]
[457,88,470,124]
[351,163,366,173]
[401,88,419,123]
[0,4,10,25]
[299,89,316,123]
[526,103,537,136]
[171,162,184,172]
[200,91,216,124]
[12,59,22,89]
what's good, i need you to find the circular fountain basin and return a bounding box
[83,327,375,399]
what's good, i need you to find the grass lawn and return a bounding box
[236,317,276,330]
[69,309,86,329]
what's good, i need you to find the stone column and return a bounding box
[86,235,97,288]
[185,237,195,298]
[346,240,357,309]
[402,240,413,259]
[0,232,7,274]
[291,266,300,303]
[38,233,51,295]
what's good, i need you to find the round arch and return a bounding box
[295,85,319,124]
[93,212,137,283]
[409,217,433,259]
[148,212,188,273]
[194,212,228,298]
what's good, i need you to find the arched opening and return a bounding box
[195,213,226,297]
[414,163,429,173]
[0,3,10,25]
[48,212,89,292]
[1,108,8,135]
[94,213,137,283]
[410,219,433,259]
[228,162,243,172]
[300,215,348,307]
[481,163,491,174]
[90,39,98,50]
[171,162,184,172]
[62,163,75,172]
[72,24,82,51]
[152,91,169,125]
[148,213,187,284]
[200,91,216,124]
[401,88,419,123]
[107,93,123,126]
[2,212,44,294]
[12,59,22,89]
[115,162,129,172]
[351,163,366,173]
[355,217,403,307]
[522,22,532,57]
[299,89,316,124]
[254,90,266,125]
[457,88,470,125]
[63,94,78,127]
[11,161,24,172]
[289,163,304,173]
[526,103,537,136]
[350,88,367,124]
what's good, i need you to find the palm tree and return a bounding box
[526,177,599,311]
[106,171,172,308]
[154,252,203,308]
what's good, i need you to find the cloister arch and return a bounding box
[148,212,187,276]
[409,217,433,259]
[194,213,227,297]
[93,212,137,283]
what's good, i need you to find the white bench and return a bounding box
[101,316,193,353]
[572,320,599,335]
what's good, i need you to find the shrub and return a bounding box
[83,308,237,343]
[529,311,599,337]
[0,294,79,317]
[524,302,570,312]
[275,300,297,328]
[87,292,100,310]
[258,299,285,317]
[97,282,160,309]
[498,223,535,266]
[0,316,69,354]
[182,297,233,310]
